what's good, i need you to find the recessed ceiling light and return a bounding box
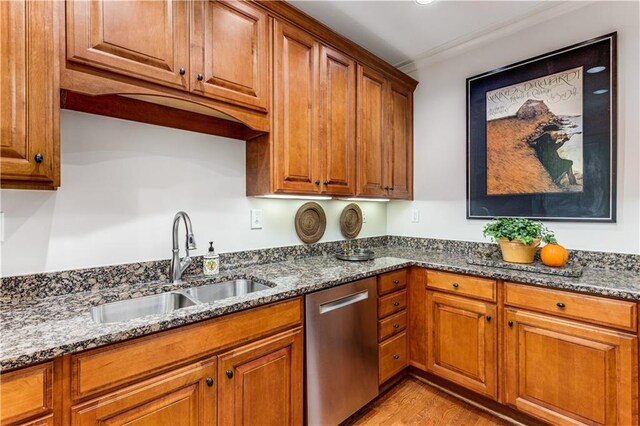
[587,66,606,74]
[593,89,609,95]
[415,0,436,4]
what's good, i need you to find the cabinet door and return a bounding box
[1,0,59,189]
[273,21,320,194]
[66,0,189,90]
[505,309,638,425]
[218,328,303,426]
[427,291,497,399]
[356,65,388,197]
[71,358,216,425]
[319,46,356,196]
[191,0,269,111]
[388,81,413,199]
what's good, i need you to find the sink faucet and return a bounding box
[170,211,197,283]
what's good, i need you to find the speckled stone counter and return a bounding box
[2,244,639,372]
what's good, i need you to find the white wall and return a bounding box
[0,110,387,276]
[388,1,640,254]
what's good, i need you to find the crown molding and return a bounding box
[396,1,594,74]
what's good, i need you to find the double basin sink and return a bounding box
[91,279,271,324]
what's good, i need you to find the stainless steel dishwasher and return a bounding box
[306,277,379,426]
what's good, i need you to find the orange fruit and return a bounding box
[540,243,569,267]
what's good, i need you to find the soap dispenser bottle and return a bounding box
[203,242,219,276]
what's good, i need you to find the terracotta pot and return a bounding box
[498,238,540,264]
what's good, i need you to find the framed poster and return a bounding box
[467,33,616,222]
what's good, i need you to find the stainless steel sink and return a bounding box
[91,279,270,324]
[91,292,197,324]
[184,279,271,303]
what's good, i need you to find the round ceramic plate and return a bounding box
[295,202,327,244]
[340,203,363,240]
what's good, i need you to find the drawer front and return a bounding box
[505,282,637,332]
[427,270,496,302]
[378,269,407,296]
[72,298,302,400]
[379,332,408,384]
[378,290,407,319]
[0,362,53,425]
[378,310,407,341]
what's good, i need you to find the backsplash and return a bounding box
[2,235,639,303]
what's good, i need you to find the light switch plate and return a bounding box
[251,209,263,229]
[411,209,420,223]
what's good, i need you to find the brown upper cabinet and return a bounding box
[272,20,320,195]
[357,65,413,199]
[248,19,368,197]
[1,0,60,189]
[61,0,271,132]
[2,0,416,193]
[268,23,357,197]
[356,65,388,198]
[319,46,357,196]
[190,0,269,111]
[66,0,191,91]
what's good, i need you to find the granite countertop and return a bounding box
[2,246,639,371]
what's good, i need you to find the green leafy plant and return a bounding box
[483,218,556,245]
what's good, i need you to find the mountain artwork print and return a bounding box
[485,67,583,195]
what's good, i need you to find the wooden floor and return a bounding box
[347,377,512,426]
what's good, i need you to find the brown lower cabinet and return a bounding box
[426,291,497,399]
[70,327,304,426]
[218,328,303,426]
[505,308,638,426]
[71,359,217,425]
[2,272,640,426]
[0,362,54,426]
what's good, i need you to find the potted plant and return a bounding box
[482,218,556,264]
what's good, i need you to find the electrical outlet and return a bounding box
[411,209,420,223]
[251,209,263,229]
[362,210,367,223]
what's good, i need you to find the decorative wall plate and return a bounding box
[340,203,363,239]
[295,202,326,244]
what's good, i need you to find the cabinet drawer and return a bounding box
[378,290,407,318]
[378,310,407,341]
[505,282,637,332]
[379,332,407,384]
[378,269,407,295]
[427,270,496,302]
[71,298,302,400]
[0,362,53,425]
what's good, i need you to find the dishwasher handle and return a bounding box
[319,290,369,314]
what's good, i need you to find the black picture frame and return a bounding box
[467,33,617,222]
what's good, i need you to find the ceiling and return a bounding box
[288,0,567,67]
